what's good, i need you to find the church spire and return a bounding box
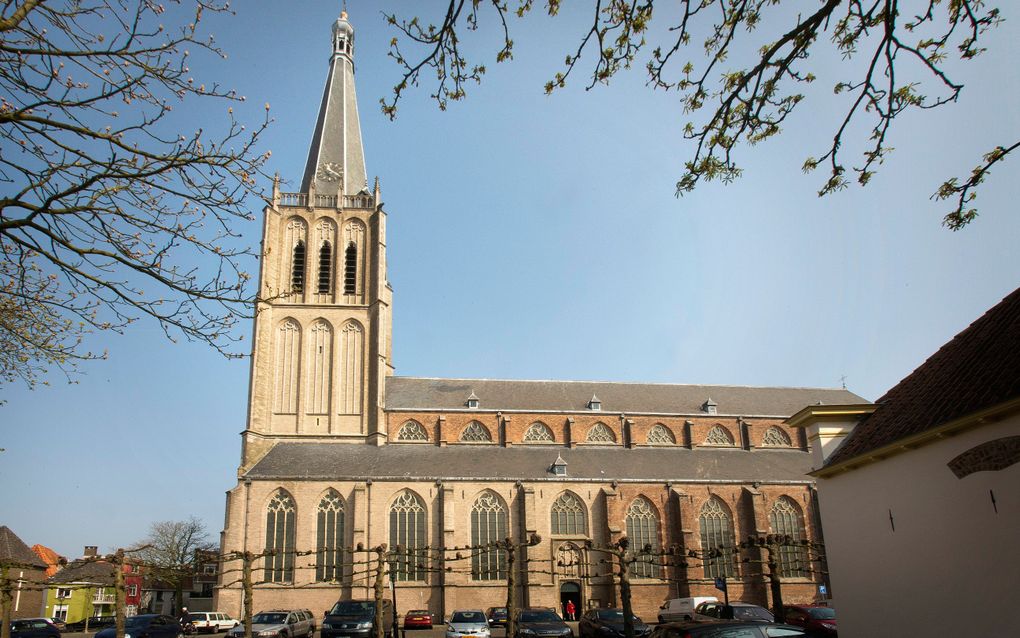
[299,9,368,196]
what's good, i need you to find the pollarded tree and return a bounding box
[0,0,271,390]
[380,0,1012,230]
[131,517,214,615]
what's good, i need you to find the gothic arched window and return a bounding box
[523,422,554,443]
[460,421,492,442]
[770,497,807,578]
[551,492,587,535]
[699,497,736,579]
[396,421,428,442]
[273,320,300,414]
[343,242,357,295]
[291,240,306,293]
[389,491,427,581]
[317,241,332,294]
[626,497,660,578]
[471,492,508,580]
[316,490,345,582]
[705,425,735,446]
[762,426,792,447]
[557,542,583,578]
[586,422,616,443]
[647,424,676,445]
[264,490,296,583]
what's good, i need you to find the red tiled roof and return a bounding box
[32,544,66,577]
[825,286,1020,467]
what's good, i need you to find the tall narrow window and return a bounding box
[339,321,363,415]
[292,240,306,293]
[699,497,736,579]
[307,321,332,415]
[343,242,357,295]
[316,490,345,582]
[390,491,427,581]
[264,490,296,583]
[471,492,508,580]
[626,497,660,578]
[318,242,332,294]
[551,492,587,535]
[770,497,807,578]
[273,320,300,414]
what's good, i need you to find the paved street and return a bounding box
[61,623,588,638]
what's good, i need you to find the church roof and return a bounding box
[0,526,47,569]
[244,443,815,484]
[299,10,367,196]
[824,286,1020,468]
[385,377,867,417]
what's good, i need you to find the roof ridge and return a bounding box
[389,376,849,392]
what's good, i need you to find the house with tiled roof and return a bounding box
[0,526,48,619]
[788,285,1020,638]
[215,9,871,621]
[31,544,65,578]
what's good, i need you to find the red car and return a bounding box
[403,610,433,630]
[782,605,837,636]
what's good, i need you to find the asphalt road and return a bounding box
[62,623,587,638]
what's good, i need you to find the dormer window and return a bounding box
[551,454,568,476]
[466,392,480,409]
[702,398,718,415]
[587,394,601,411]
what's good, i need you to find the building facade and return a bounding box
[216,11,867,622]
[0,526,48,619]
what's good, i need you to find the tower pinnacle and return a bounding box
[300,9,367,196]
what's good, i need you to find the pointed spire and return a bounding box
[300,9,367,197]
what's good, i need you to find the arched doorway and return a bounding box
[559,581,582,621]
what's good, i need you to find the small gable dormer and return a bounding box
[466,392,480,409]
[702,398,718,415]
[551,454,568,476]
[587,394,601,411]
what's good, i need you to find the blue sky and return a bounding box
[2,2,1018,559]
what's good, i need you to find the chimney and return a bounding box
[83,545,98,558]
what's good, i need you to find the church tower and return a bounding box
[240,11,392,469]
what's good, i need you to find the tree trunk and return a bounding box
[618,553,634,638]
[1,566,12,638]
[242,553,253,638]
[504,543,516,638]
[373,548,386,638]
[115,550,126,638]
[766,546,785,623]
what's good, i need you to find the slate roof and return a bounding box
[385,377,867,417]
[0,526,47,569]
[48,559,117,585]
[244,443,815,484]
[825,286,1020,467]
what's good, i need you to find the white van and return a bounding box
[657,597,719,623]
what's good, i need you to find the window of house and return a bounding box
[389,491,427,581]
[316,489,345,582]
[291,240,306,293]
[626,498,660,578]
[699,497,736,578]
[459,421,492,442]
[523,422,554,443]
[264,490,296,583]
[550,492,587,535]
[343,242,357,295]
[470,492,507,580]
[396,421,428,441]
[317,241,332,294]
[770,497,807,578]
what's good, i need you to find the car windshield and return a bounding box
[595,611,639,622]
[733,607,773,621]
[806,608,836,620]
[125,618,148,627]
[489,610,507,617]
[189,615,206,621]
[252,614,287,625]
[408,611,428,616]
[451,612,485,623]
[520,611,561,623]
[330,602,375,616]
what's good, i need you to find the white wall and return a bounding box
[817,414,1020,638]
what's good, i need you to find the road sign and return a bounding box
[819,584,828,596]
[714,577,727,592]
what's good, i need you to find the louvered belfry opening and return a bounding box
[318,241,332,294]
[343,242,357,294]
[292,240,306,293]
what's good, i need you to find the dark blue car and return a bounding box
[95,615,183,638]
[11,619,61,638]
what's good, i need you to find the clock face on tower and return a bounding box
[316,162,343,182]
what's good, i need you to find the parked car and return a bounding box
[65,617,116,632]
[484,609,507,628]
[781,606,836,636]
[693,602,774,623]
[189,612,239,634]
[226,611,314,638]
[445,611,490,638]
[514,608,572,638]
[48,619,67,632]
[578,609,651,638]
[651,620,806,638]
[321,600,393,638]
[11,618,61,638]
[658,598,719,624]
[403,611,433,631]
[95,615,182,638]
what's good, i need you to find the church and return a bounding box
[215,11,867,621]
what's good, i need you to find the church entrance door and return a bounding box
[559,582,582,621]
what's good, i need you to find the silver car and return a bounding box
[446,611,491,638]
[227,611,310,638]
